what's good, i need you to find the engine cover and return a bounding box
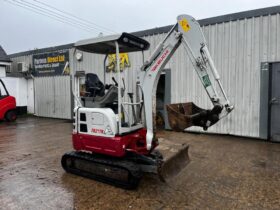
[74,107,118,137]
[73,107,149,157]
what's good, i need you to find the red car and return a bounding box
[0,79,16,121]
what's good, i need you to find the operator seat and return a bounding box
[85,73,105,97]
[92,85,118,108]
[83,73,118,108]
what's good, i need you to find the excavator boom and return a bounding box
[140,14,233,150]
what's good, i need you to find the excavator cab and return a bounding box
[73,32,150,131]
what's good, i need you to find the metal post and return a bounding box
[115,41,121,133]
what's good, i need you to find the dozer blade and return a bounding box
[156,138,190,182]
[166,102,223,131]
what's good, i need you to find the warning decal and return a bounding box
[179,18,191,32]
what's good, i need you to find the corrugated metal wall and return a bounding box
[71,13,280,138]
[152,14,280,137]
[34,76,71,119]
[10,13,280,137]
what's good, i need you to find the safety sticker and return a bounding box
[202,75,211,87]
[179,18,191,32]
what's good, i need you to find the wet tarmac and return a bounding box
[1,117,280,210]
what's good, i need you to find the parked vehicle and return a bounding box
[0,79,16,121]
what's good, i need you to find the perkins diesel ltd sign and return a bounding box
[33,50,69,76]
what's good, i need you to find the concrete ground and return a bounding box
[0,117,280,210]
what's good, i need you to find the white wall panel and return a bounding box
[27,79,34,113]
[1,77,27,107]
[34,76,71,119]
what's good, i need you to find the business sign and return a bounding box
[33,50,69,76]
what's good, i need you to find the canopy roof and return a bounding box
[75,32,150,54]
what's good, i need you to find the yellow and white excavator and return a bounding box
[61,14,234,189]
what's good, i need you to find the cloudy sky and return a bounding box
[1,0,279,54]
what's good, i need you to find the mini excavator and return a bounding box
[61,14,234,189]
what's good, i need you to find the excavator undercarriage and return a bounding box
[62,138,190,189]
[62,151,143,189]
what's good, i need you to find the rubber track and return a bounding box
[61,151,142,189]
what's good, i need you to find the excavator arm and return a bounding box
[140,15,234,150]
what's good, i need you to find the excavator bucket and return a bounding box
[154,102,223,181]
[166,102,222,131]
[156,138,190,182]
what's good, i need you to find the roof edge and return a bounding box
[132,5,280,37]
[199,5,280,26]
[8,5,280,57]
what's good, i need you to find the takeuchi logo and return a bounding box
[151,49,169,71]
[91,128,104,134]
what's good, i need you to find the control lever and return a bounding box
[122,78,125,90]
[121,78,125,97]
[112,77,118,86]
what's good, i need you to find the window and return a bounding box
[80,113,86,121]
[80,124,88,132]
[5,65,11,73]
[0,81,8,98]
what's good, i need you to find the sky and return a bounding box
[0,0,279,54]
